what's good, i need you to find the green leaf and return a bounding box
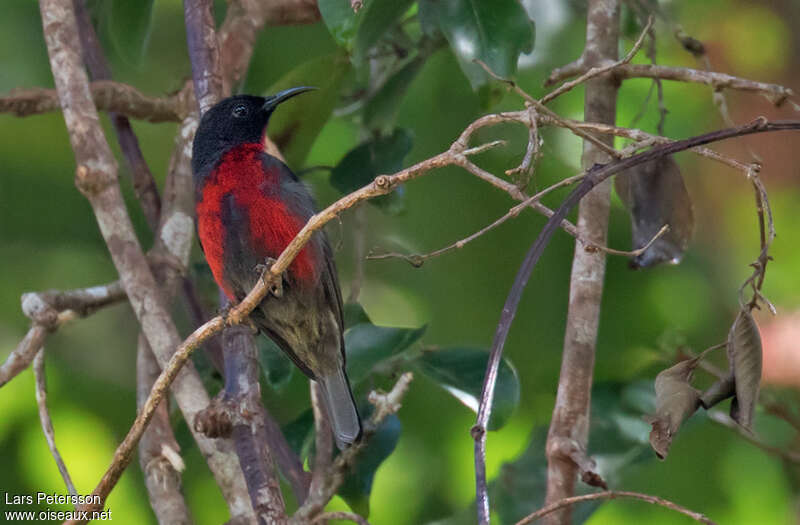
[413,347,519,430]
[329,128,413,213]
[363,56,425,132]
[353,0,416,63]
[419,0,535,88]
[318,0,363,48]
[345,323,426,384]
[282,409,315,458]
[107,0,155,65]
[343,302,372,329]
[338,413,402,516]
[727,309,763,430]
[266,52,352,167]
[256,337,294,391]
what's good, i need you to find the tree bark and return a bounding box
[544,1,620,523]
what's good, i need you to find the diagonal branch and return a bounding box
[38,1,252,523]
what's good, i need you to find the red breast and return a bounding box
[196,143,318,300]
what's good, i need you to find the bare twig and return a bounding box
[311,511,370,525]
[0,81,189,122]
[137,338,193,525]
[33,349,78,500]
[291,373,414,524]
[310,382,334,499]
[74,0,162,231]
[540,15,652,105]
[1,281,126,388]
[707,411,800,463]
[515,490,716,525]
[616,64,793,104]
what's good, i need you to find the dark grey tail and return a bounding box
[317,367,362,449]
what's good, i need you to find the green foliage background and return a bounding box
[1,0,799,523]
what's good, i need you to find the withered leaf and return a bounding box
[646,358,701,459]
[727,309,763,430]
[615,156,694,268]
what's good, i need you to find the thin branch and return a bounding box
[540,15,653,105]
[615,64,794,104]
[310,382,334,500]
[74,0,162,231]
[0,81,189,122]
[707,411,800,464]
[2,281,126,388]
[33,349,78,500]
[515,490,716,525]
[137,338,193,525]
[311,512,370,525]
[291,373,414,524]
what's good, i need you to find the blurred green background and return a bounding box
[1,0,799,523]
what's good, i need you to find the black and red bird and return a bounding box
[192,88,362,448]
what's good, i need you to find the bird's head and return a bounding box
[192,87,315,176]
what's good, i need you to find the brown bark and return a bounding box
[544,1,620,523]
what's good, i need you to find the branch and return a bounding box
[540,3,620,524]
[184,0,223,114]
[311,512,370,525]
[74,0,162,231]
[221,325,287,524]
[38,1,251,522]
[0,81,189,122]
[1,281,125,388]
[291,373,414,524]
[615,64,794,104]
[136,338,193,525]
[33,349,78,500]
[515,490,716,525]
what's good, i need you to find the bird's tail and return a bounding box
[316,367,362,449]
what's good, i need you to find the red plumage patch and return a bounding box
[196,143,317,300]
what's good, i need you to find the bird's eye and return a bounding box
[232,104,248,118]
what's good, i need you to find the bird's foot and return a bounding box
[254,258,283,298]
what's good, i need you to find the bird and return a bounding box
[191,88,362,449]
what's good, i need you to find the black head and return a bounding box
[192,87,314,178]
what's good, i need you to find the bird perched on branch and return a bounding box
[191,88,362,449]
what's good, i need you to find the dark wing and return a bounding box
[258,151,348,360]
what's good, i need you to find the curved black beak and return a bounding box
[263,86,316,111]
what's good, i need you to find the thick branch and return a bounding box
[544,3,619,524]
[38,1,251,522]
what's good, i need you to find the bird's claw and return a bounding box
[254,258,283,298]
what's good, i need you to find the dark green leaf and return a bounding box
[413,347,519,430]
[363,56,425,132]
[615,156,694,268]
[646,358,701,459]
[256,337,294,390]
[343,302,372,329]
[354,0,416,63]
[418,0,535,88]
[107,0,155,64]
[318,0,363,48]
[330,128,413,212]
[266,52,352,167]
[727,309,762,429]
[345,323,426,383]
[338,413,401,516]
[282,409,315,458]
